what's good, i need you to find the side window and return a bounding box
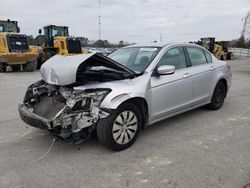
[158,47,186,70]
[187,47,207,66]
[204,50,212,63]
[0,24,4,32]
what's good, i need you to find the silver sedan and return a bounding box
[19,43,232,150]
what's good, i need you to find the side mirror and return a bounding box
[38,29,42,34]
[157,65,175,75]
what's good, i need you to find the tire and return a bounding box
[207,81,227,110]
[23,60,37,72]
[227,52,232,60]
[0,63,6,72]
[36,52,43,69]
[97,103,142,151]
[11,64,21,72]
[45,51,56,61]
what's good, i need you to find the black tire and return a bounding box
[23,60,37,72]
[207,81,227,110]
[36,52,43,69]
[0,63,6,72]
[45,51,56,61]
[97,103,142,151]
[227,52,232,60]
[11,64,21,72]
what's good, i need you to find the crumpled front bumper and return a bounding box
[18,104,51,130]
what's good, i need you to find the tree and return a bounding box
[76,37,89,46]
[234,10,250,48]
[93,39,111,47]
[118,40,124,47]
[27,35,36,45]
[35,35,45,46]
[242,10,250,41]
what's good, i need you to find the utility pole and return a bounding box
[98,0,101,41]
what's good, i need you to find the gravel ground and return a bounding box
[0,58,250,188]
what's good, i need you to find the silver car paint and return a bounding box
[40,53,96,86]
[40,43,232,127]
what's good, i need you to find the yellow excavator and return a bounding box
[199,37,232,60]
[37,25,87,68]
[0,19,38,72]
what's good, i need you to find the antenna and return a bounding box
[98,0,101,40]
[160,33,162,42]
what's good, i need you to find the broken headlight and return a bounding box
[66,89,111,110]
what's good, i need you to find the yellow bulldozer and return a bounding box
[36,25,87,68]
[198,37,232,60]
[0,19,38,72]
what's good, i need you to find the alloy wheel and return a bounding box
[112,110,138,145]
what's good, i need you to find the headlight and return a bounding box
[66,89,111,110]
[86,89,111,106]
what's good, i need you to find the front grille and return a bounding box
[7,34,29,52]
[67,38,82,54]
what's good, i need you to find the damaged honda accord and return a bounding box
[19,43,232,151]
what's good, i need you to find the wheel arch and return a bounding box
[117,97,149,129]
[212,78,228,98]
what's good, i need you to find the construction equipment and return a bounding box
[37,25,84,66]
[0,19,20,33]
[199,37,232,60]
[0,19,38,72]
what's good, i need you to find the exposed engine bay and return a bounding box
[19,79,111,142]
[18,53,138,143]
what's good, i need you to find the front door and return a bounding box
[150,47,193,122]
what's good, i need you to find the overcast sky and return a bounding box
[1,0,250,43]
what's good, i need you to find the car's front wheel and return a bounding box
[97,103,142,151]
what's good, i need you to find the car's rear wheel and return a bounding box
[96,103,142,151]
[207,81,227,110]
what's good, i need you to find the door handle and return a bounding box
[210,66,215,70]
[183,73,191,78]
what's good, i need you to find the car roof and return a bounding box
[123,42,202,48]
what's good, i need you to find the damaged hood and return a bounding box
[40,53,135,86]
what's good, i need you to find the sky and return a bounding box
[1,0,250,43]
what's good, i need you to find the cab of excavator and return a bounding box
[201,37,215,52]
[43,25,69,47]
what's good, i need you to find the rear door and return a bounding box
[185,47,215,105]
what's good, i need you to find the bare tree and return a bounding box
[241,10,250,40]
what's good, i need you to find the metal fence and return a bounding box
[229,48,250,57]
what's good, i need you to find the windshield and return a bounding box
[0,25,3,32]
[52,27,68,37]
[201,38,211,46]
[0,23,18,33]
[108,47,161,73]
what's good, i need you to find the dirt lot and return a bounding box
[0,59,250,188]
